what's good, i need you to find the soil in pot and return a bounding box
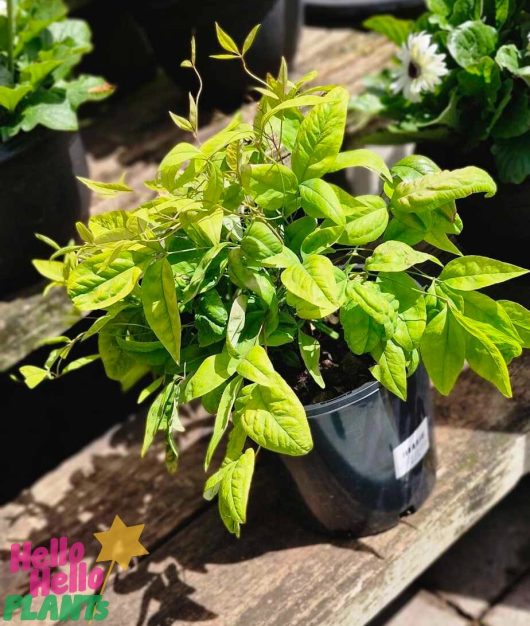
[128,0,303,112]
[0,130,90,296]
[271,334,437,537]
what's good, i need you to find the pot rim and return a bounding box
[304,379,381,419]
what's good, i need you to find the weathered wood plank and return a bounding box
[3,355,529,625]
[483,573,530,626]
[0,289,81,373]
[376,590,469,626]
[95,357,530,626]
[0,406,212,604]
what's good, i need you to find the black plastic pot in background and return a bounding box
[72,0,157,92]
[0,130,90,296]
[416,142,530,305]
[129,0,303,111]
[281,367,436,536]
[305,0,424,28]
[416,142,530,265]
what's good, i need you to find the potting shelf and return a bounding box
[1,353,529,625]
[0,26,395,375]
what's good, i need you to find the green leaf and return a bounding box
[20,92,77,133]
[32,259,64,282]
[60,75,114,109]
[299,178,345,225]
[366,241,441,273]
[298,330,325,389]
[499,300,530,348]
[196,290,228,348]
[205,375,244,470]
[440,256,528,291]
[142,258,181,364]
[0,84,31,112]
[170,111,194,133]
[282,254,340,319]
[495,44,520,73]
[491,91,530,140]
[378,272,427,351]
[392,167,497,213]
[218,448,255,535]
[241,221,283,260]
[142,382,177,456]
[291,86,349,181]
[242,24,261,55]
[77,176,133,197]
[492,132,530,184]
[228,249,276,306]
[447,21,498,69]
[138,376,164,404]
[301,225,344,255]
[259,95,327,128]
[327,149,392,181]
[226,295,248,355]
[391,154,441,182]
[158,142,203,190]
[335,194,388,246]
[67,249,148,311]
[451,310,512,397]
[184,351,236,402]
[247,163,298,212]
[346,280,397,339]
[363,14,413,45]
[370,340,407,401]
[340,300,382,355]
[461,290,522,354]
[215,23,240,55]
[420,307,465,395]
[236,345,277,387]
[235,378,312,456]
[19,365,50,389]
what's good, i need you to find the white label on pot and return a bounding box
[393,418,430,479]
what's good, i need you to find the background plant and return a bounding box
[0,0,113,142]
[351,0,530,184]
[22,25,530,535]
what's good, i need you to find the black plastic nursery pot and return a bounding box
[0,130,90,296]
[128,0,303,110]
[305,0,424,27]
[282,367,436,536]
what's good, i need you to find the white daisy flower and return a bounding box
[393,32,449,103]
[0,0,7,16]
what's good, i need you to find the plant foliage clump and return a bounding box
[24,25,530,535]
[0,0,113,142]
[353,0,530,183]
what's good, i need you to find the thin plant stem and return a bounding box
[7,0,15,76]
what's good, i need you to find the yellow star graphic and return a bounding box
[93,515,149,570]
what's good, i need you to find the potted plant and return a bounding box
[22,27,530,537]
[0,0,112,295]
[349,2,530,266]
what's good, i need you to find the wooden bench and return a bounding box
[2,26,530,626]
[1,352,529,625]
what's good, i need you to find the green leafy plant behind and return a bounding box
[352,0,530,183]
[24,26,530,536]
[0,0,113,142]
